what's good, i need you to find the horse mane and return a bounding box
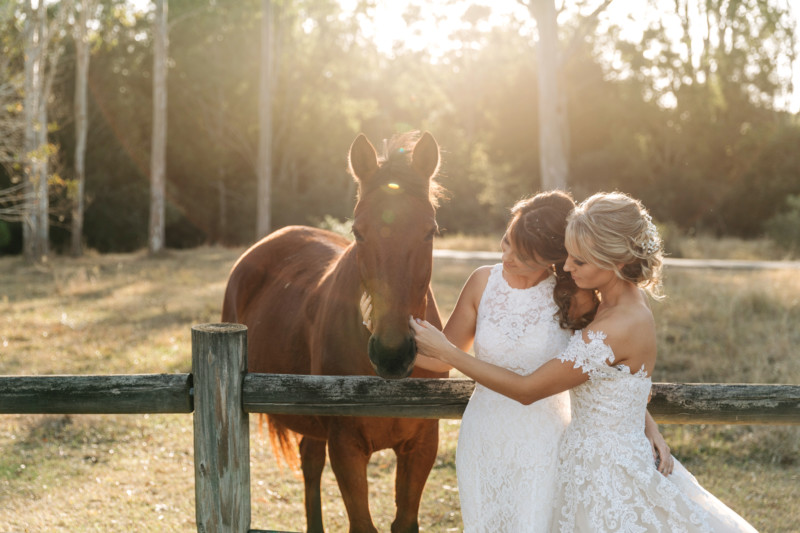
[356,131,446,208]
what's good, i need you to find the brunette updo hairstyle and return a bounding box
[565,191,664,298]
[507,190,598,330]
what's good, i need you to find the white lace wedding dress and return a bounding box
[553,330,759,532]
[457,264,572,532]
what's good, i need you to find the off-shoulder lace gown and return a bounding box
[553,330,759,532]
[457,264,572,532]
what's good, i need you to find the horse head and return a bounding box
[349,131,443,380]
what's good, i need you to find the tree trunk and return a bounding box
[530,0,569,191]
[22,0,38,262]
[255,0,274,239]
[71,0,91,257]
[149,0,168,254]
[217,173,227,244]
[34,0,50,260]
[21,0,51,262]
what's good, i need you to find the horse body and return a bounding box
[222,132,447,533]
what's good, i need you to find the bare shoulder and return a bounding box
[470,265,493,281]
[463,265,492,293]
[452,265,492,310]
[584,300,656,366]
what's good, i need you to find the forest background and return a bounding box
[1,0,799,257]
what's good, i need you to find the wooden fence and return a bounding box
[1,322,799,532]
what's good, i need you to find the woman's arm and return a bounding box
[440,267,489,351]
[410,317,588,404]
[645,410,674,476]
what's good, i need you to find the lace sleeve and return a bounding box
[556,330,615,376]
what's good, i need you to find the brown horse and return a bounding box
[221,131,447,533]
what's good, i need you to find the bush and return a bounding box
[0,221,10,249]
[314,215,353,238]
[764,195,800,252]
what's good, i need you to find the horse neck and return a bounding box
[319,243,361,304]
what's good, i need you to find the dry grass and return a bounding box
[0,244,798,532]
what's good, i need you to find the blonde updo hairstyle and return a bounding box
[565,192,664,299]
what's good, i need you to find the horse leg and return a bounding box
[327,426,377,533]
[300,436,327,533]
[391,422,439,533]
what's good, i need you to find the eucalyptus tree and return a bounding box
[20,0,70,262]
[516,0,613,191]
[256,0,275,239]
[70,0,98,256]
[149,0,168,254]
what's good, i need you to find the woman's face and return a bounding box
[564,252,615,290]
[500,233,549,277]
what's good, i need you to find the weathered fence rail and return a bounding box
[1,322,799,533]
[0,373,192,414]
[3,370,799,424]
[243,373,800,425]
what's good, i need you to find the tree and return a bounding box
[256,0,274,239]
[8,0,71,262]
[0,1,24,196]
[70,0,97,257]
[527,0,568,191]
[519,0,613,191]
[148,0,168,254]
[588,0,800,234]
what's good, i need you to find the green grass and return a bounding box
[0,244,798,532]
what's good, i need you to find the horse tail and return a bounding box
[263,414,302,473]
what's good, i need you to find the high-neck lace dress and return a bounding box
[457,264,572,532]
[553,330,759,532]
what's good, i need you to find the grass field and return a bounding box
[0,241,798,532]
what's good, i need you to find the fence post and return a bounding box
[192,323,250,533]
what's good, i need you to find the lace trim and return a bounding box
[557,329,650,378]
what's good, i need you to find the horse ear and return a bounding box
[349,134,379,183]
[411,131,440,180]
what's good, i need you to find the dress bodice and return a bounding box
[457,264,572,532]
[552,330,738,532]
[474,264,568,374]
[557,330,652,437]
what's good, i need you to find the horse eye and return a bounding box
[352,228,364,242]
[424,228,436,242]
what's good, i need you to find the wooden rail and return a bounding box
[3,372,798,424]
[0,373,192,414]
[1,322,799,533]
[242,373,800,425]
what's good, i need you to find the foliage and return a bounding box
[313,213,353,237]
[765,195,800,252]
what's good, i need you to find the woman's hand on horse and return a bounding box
[409,317,454,362]
[360,293,374,333]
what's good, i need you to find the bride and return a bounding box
[364,190,672,531]
[410,191,758,532]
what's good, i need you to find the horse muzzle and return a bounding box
[367,334,417,380]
